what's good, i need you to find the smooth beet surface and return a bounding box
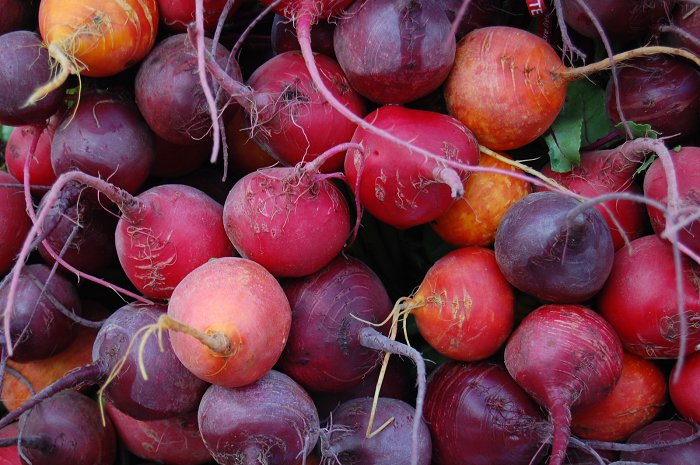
[494,191,615,303]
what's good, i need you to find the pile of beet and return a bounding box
[2,0,700,464]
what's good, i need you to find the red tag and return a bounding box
[527,0,548,16]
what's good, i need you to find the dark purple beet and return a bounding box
[606,55,700,145]
[51,89,156,196]
[333,0,455,105]
[92,302,210,421]
[659,1,700,58]
[0,264,81,363]
[37,195,119,274]
[198,369,319,465]
[494,191,615,303]
[559,0,676,43]
[620,420,700,463]
[271,13,336,58]
[18,390,117,465]
[319,397,432,465]
[0,31,67,126]
[435,0,509,40]
[279,254,392,393]
[135,33,242,145]
[424,360,549,465]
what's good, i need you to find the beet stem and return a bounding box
[581,422,700,452]
[358,326,426,465]
[5,366,36,396]
[0,435,52,450]
[559,46,700,81]
[193,2,221,164]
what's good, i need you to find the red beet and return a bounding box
[559,0,676,43]
[319,397,432,465]
[5,111,62,187]
[271,14,336,58]
[37,195,118,274]
[424,360,550,465]
[597,234,700,359]
[504,304,624,465]
[620,420,700,463]
[51,89,156,197]
[605,55,700,145]
[105,400,213,465]
[223,164,351,277]
[0,171,31,275]
[344,106,480,229]
[643,145,700,259]
[245,51,366,172]
[114,183,235,300]
[494,191,615,303]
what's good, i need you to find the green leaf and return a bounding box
[544,79,614,173]
[635,154,656,175]
[1,125,12,144]
[615,121,659,139]
[544,119,581,173]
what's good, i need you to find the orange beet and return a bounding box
[444,26,569,151]
[39,0,158,78]
[571,351,668,442]
[430,152,532,247]
[167,257,292,388]
[409,247,515,361]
